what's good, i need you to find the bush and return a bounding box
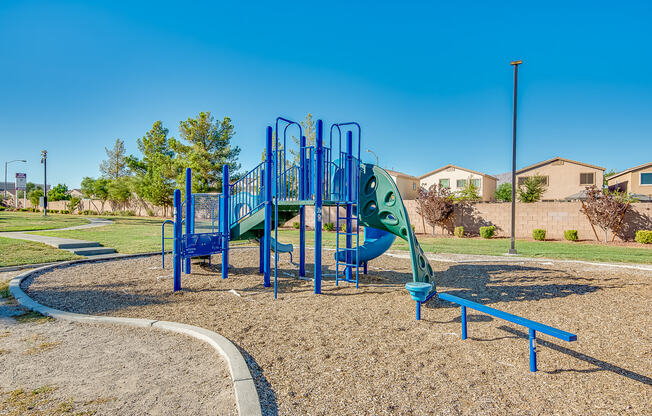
[82,210,98,215]
[293,221,300,229]
[454,226,464,238]
[479,226,495,239]
[635,230,652,244]
[323,222,335,231]
[60,210,70,214]
[146,208,155,217]
[533,229,546,241]
[564,230,578,241]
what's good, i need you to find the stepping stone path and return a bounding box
[0,218,117,257]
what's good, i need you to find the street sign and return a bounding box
[15,173,27,190]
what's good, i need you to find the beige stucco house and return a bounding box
[516,157,605,201]
[386,169,419,200]
[607,162,652,198]
[418,165,497,201]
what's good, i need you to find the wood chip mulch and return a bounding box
[23,248,652,415]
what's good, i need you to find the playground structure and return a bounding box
[165,116,435,298]
[163,115,579,372]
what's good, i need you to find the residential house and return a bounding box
[607,162,652,199]
[515,157,605,201]
[385,169,419,200]
[418,165,497,202]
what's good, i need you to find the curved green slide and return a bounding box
[358,163,436,289]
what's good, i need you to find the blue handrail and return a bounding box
[437,292,577,372]
[161,219,175,269]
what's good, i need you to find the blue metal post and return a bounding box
[259,238,264,273]
[173,189,182,292]
[221,165,229,279]
[416,301,421,321]
[314,120,323,294]
[529,329,537,372]
[461,306,468,340]
[263,127,272,288]
[345,131,353,282]
[185,168,192,274]
[299,135,306,277]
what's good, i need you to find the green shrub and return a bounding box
[564,230,578,241]
[479,225,495,239]
[0,206,5,211]
[635,230,652,244]
[454,226,464,238]
[532,229,546,241]
[293,221,300,229]
[323,222,335,231]
[60,210,70,214]
[146,208,155,217]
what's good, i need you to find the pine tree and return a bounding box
[100,138,129,179]
[172,112,241,192]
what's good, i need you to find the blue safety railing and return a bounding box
[437,292,577,372]
[161,219,175,269]
[228,161,265,227]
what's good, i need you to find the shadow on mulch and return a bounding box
[498,326,652,387]
[237,345,278,416]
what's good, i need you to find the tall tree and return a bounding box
[128,121,178,213]
[172,112,240,192]
[100,138,129,179]
[416,184,456,234]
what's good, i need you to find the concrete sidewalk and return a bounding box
[0,218,116,256]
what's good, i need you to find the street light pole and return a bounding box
[4,159,27,201]
[41,150,47,216]
[509,60,522,255]
[366,149,379,165]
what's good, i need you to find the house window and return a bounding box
[439,178,450,188]
[579,172,595,185]
[471,179,481,188]
[456,179,467,188]
[413,182,416,190]
[641,173,652,185]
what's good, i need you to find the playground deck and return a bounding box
[23,250,652,415]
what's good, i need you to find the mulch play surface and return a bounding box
[23,248,652,415]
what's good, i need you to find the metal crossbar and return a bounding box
[437,292,577,372]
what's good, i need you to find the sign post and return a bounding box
[15,173,26,209]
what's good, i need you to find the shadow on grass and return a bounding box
[498,326,652,386]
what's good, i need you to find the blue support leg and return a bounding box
[263,127,272,288]
[221,165,229,280]
[461,305,468,340]
[173,189,182,292]
[529,329,537,372]
[185,168,192,275]
[314,120,323,294]
[259,236,264,273]
[299,135,306,278]
[416,301,421,321]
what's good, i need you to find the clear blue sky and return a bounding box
[1,0,651,188]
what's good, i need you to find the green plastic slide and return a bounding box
[358,163,436,289]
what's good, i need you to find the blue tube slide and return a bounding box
[335,226,396,264]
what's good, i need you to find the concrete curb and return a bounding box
[8,254,262,416]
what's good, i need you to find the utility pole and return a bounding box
[41,150,47,216]
[508,60,522,255]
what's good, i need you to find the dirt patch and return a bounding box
[1,267,236,415]
[23,250,652,415]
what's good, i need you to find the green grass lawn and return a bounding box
[21,217,651,265]
[33,217,168,254]
[0,211,90,232]
[275,229,652,264]
[0,236,82,267]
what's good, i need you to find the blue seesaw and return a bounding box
[405,282,577,372]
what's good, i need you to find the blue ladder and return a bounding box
[335,202,360,288]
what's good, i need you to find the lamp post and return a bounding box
[40,150,47,216]
[366,149,379,165]
[4,159,27,200]
[509,60,522,255]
